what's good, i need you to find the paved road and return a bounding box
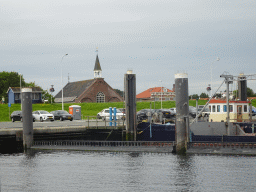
[0,119,126,129]
[1,116,255,129]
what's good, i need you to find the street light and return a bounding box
[20,74,22,110]
[210,57,220,98]
[61,54,68,110]
[159,80,162,109]
[50,85,55,104]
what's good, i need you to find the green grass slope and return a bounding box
[0,99,208,122]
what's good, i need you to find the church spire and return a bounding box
[94,48,102,78]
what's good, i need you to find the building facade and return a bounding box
[136,87,175,102]
[6,87,43,104]
[55,54,123,103]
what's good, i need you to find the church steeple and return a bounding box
[94,48,102,78]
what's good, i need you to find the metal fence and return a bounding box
[81,115,126,129]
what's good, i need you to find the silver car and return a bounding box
[32,110,54,122]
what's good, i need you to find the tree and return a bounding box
[200,92,209,98]
[233,87,256,99]
[214,93,222,98]
[189,94,199,99]
[25,81,37,87]
[247,87,256,97]
[0,71,52,104]
[42,90,55,103]
[114,89,124,97]
[0,71,26,103]
[22,81,53,103]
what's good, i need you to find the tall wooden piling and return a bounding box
[124,70,136,141]
[175,73,189,154]
[238,73,247,101]
[22,88,33,149]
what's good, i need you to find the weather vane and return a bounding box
[96,47,98,53]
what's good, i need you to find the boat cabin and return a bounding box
[208,99,250,122]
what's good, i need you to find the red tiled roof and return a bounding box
[136,87,173,99]
[209,99,250,104]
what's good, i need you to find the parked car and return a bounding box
[11,111,35,122]
[97,108,125,120]
[50,110,73,121]
[169,108,176,116]
[117,108,126,114]
[189,106,197,118]
[251,106,256,116]
[137,109,156,122]
[32,110,54,122]
[11,111,22,122]
[155,109,174,119]
[198,108,210,117]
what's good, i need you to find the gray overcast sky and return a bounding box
[1,0,256,96]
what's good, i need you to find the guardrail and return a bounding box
[34,140,175,147]
[81,115,125,129]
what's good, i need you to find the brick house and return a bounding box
[136,86,175,102]
[55,54,123,103]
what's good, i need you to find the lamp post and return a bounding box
[210,57,220,98]
[50,85,55,104]
[61,54,68,110]
[159,80,162,109]
[20,74,22,110]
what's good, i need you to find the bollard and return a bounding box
[196,99,198,123]
[175,73,189,154]
[114,107,117,127]
[124,70,136,141]
[109,107,112,126]
[22,88,33,150]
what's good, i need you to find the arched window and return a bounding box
[96,92,105,103]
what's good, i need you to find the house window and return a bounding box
[32,93,40,100]
[96,92,105,103]
[217,105,220,112]
[244,105,247,112]
[15,93,20,100]
[224,105,227,112]
[229,105,233,112]
[212,105,216,112]
[209,105,211,112]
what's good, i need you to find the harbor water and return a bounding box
[1,150,256,191]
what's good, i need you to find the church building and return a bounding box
[55,54,123,103]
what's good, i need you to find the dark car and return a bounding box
[137,109,156,122]
[155,109,174,119]
[252,106,256,116]
[11,111,22,122]
[11,111,35,122]
[50,110,73,121]
[198,108,210,117]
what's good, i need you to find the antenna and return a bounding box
[68,73,70,83]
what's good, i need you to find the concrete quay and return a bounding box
[32,140,175,153]
[187,142,256,155]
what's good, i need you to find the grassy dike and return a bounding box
[0,100,210,122]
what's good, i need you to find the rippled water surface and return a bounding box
[1,150,256,192]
